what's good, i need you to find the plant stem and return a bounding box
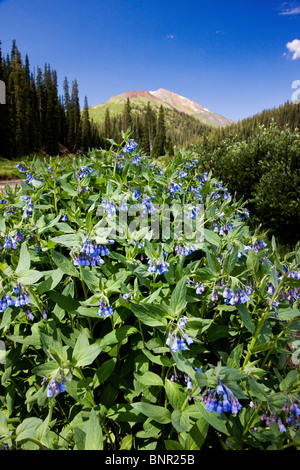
[242,278,284,368]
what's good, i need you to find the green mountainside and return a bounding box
[87,89,233,152]
[88,88,232,127]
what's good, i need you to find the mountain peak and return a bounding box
[90,88,232,127]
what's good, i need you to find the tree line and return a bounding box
[0,40,102,159]
[0,40,213,159]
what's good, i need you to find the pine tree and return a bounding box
[152,105,167,157]
[8,40,27,156]
[70,79,81,152]
[63,76,72,150]
[81,95,91,151]
[0,41,11,158]
[122,98,132,131]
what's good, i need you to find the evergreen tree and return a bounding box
[81,95,91,151]
[63,76,72,150]
[0,41,11,158]
[122,98,132,131]
[70,79,81,152]
[152,105,167,157]
[104,107,111,142]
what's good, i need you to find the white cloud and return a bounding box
[166,34,175,39]
[286,39,300,59]
[280,6,300,14]
[279,2,300,15]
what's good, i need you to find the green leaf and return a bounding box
[164,440,184,450]
[74,427,86,450]
[16,242,30,274]
[277,308,300,321]
[16,417,42,443]
[165,379,187,409]
[184,418,209,450]
[132,403,172,424]
[105,270,130,294]
[32,361,59,378]
[193,401,228,435]
[97,325,139,348]
[17,269,43,285]
[120,434,133,450]
[204,228,221,247]
[80,267,100,293]
[247,377,267,401]
[223,246,239,275]
[50,233,82,247]
[134,371,164,387]
[246,249,260,279]
[237,303,255,333]
[51,251,79,277]
[170,275,187,314]
[279,369,298,392]
[131,302,168,328]
[171,409,191,433]
[72,331,101,367]
[49,290,80,312]
[84,409,103,450]
[36,409,51,442]
[93,358,116,388]
[0,410,8,436]
[37,269,64,294]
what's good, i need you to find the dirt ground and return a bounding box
[0,179,21,191]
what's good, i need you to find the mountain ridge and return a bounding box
[89,88,233,128]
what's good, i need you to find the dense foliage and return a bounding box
[0,135,299,450]
[193,122,300,246]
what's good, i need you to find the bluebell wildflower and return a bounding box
[202,380,242,415]
[131,155,141,165]
[166,316,193,351]
[77,165,93,180]
[123,139,138,153]
[101,199,118,217]
[168,179,182,197]
[43,373,67,398]
[98,299,114,318]
[133,188,141,200]
[147,258,170,274]
[196,282,205,295]
[20,196,33,218]
[141,195,156,214]
[175,243,198,257]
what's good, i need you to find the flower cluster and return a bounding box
[168,179,182,197]
[0,294,16,312]
[170,367,203,394]
[255,400,300,434]
[123,139,138,153]
[202,380,242,415]
[73,238,111,267]
[98,299,114,318]
[175,243,198,257]
[77,165,94,180]
[222,286,252,305]
[213,222,235,236]
[101,199,118,218]
[131,155,141,165]
[141,195,156,215]
[166,316,194,352]
[147,258,170,274]
[42,373,67,398]
[20,196,33,218]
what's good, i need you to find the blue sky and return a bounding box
[0,0,299,121]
